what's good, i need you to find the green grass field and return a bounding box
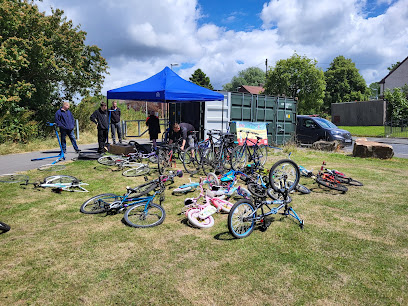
[337,126,386,137]
[1,149,408,305]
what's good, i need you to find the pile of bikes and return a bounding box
[78,129,363,239]
[0,129,362,238]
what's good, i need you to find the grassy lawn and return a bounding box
[337,126,386,137]
[1,149,408,304]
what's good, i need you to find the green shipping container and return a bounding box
[229,93,297,145]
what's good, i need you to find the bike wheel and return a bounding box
[182,146,200,175]
[206,172,220,187]
[148,154,158,164]
[255,145,268,166]
[157,149,168,175]
[316,175,348,193]
[228,199,256,239]
[201,147,215,175]
[44,175,79,184]
[0,174,29,183]
[231,146,247,171]
[124,203,166,228]
[130,181,158,198]
[80,193,120,214]
[267,188,292,203]
[0,221,11,233]
[122,165,150,177]
[187,208,215,228]
[296,183,311,194]
[334,175,363,186]
[347,178,363,186]
[97,155,121,166]
[247,183,267,198]
[269,159,300,193]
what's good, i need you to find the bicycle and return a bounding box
[200,130,236,175]
[80,170,183,215]
[0,221,10,233]
[321,162,363,186]
[97,154,150,177]
[296,162,348,193]
[21,175,89,192]
[206,171,251,200]
[228,161,303,239]
[230,130,268,171]
[183,178,235,228]
[157,142,184,175]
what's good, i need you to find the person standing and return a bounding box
[110,101,122,144]
[90,102,109,153]
[146,110,161,149]
[55,101,81,153]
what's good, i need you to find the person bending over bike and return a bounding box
[168,122,195,151]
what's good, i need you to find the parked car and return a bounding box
[296,115,352,146]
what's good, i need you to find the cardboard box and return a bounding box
[108,144,136,155]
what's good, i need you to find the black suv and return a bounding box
[296,115,352,146]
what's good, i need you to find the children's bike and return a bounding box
[183,178,234,228]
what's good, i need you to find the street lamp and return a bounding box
[170,63,179,70]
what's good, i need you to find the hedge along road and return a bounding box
[0,139,153,176]
[342,137,408,159]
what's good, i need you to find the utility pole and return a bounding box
[265,58,268,76]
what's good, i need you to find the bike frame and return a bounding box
[31,123,65,164]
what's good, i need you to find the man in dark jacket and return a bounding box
[55,102,81,153]
[110,101,122,144]
[146,110,160,149]
[90,102,109,153]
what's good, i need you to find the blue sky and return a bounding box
[36,0,408,94]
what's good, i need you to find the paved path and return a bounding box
[342,137,408,159]
[0,140,152,175]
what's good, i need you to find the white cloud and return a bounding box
[34,0,408,94]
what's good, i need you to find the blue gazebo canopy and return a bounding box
[107,67,224,102]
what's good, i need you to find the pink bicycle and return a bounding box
[183,178,234,228]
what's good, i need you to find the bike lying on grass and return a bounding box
[21,175,89,192]
[97,154,150,177]
[183,177,235,228]
[228,159,303,239]
[80,171,183,228]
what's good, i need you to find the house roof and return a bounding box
[379,56,408,84]
[238,85,265,94]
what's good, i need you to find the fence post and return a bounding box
[76,119,79,140]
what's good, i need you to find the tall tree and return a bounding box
[223,67,265,91]
[369,82,380,99]
[387,61,401,71]
[264,53,325,114]
[189,69,214,90]
[0,0,108,142]
[324,56,369,110]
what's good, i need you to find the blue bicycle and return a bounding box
[80,171,182,228]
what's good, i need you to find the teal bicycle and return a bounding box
[80,171,182,228]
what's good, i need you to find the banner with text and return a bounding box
[236,121,268,146]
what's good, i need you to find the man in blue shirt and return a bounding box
[55,102,81,154]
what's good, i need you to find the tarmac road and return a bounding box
[342,137,408,159]
[1,137,406,176]
[0,140,152,176]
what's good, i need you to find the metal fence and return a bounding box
[384,118,408,138]
[123,119,169,138]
